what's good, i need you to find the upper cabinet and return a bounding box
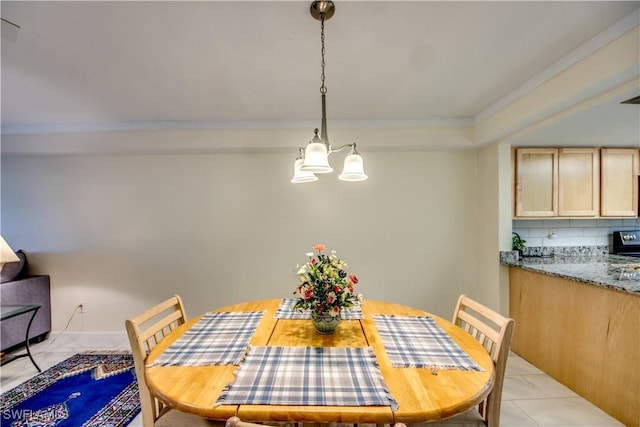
[515,148,558,217]
[600,148,639,217]
[514,147,638,218]
[557,148,599,217]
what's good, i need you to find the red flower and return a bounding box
[303,288,314,300]
[349,275,359,284]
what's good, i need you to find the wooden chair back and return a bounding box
[452,294,515,427]
[227,417,406,427]
[125,295,188,427]
[226,417,262,427]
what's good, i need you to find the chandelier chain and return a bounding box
[320,13,327,95]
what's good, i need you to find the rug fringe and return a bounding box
[81,350,132,355]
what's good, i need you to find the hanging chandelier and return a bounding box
[291,1,368,184]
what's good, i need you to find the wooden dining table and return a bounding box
[145,299,494,424]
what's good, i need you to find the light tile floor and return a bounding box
[0,334,625,427]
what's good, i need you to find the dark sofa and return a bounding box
[1,250,51,352]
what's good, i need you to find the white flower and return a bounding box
[305,252,314,257]
[296,264,308,275]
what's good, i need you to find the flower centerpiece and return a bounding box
[293,244,359,334]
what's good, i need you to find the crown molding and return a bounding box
[0,117,472,136]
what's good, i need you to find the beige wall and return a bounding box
[471,141,513,314]
[1,148,495,331]
[473,143,499,310]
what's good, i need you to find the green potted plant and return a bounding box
[512,232,526,258]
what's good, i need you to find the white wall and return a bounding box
[1,149,483,331]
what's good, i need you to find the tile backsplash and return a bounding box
[512,218,640,252]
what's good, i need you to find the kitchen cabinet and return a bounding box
[514,148,558,217]
[600,148,639,217]
[514,147,637,218]
[509,267,639,427]
[557,148,599,216]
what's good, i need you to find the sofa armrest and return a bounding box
[1,275,51,351]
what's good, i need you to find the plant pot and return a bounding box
[311,312,340,334]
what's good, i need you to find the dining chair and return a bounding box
[227,417,405,427]
[428,294,515,427]
[226,416,302,427]
[125,295,219,427]
[226,417,261,427]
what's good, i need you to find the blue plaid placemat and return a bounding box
[216,346,397,409]
[148,311,264,367]
[274,298,363,320]
[373,315,482,371]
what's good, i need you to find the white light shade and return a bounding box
[0,235,19,267]
[338,153,368,181]
[301,142,333,173]
[291,159,319,183]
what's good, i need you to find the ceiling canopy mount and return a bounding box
[310,1,335,21]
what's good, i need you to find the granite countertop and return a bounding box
[500,253,640,295]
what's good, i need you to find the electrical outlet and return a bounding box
[549,229,558,239]
[77,302,84,314]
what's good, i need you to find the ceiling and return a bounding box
[1,1,639,151]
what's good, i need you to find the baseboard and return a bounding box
[45,331,129,349]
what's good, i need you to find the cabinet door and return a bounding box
[515,148,558,217]
[600,148,639,217]
[558,148,599,217]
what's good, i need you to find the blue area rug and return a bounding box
[0,352,140,426]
